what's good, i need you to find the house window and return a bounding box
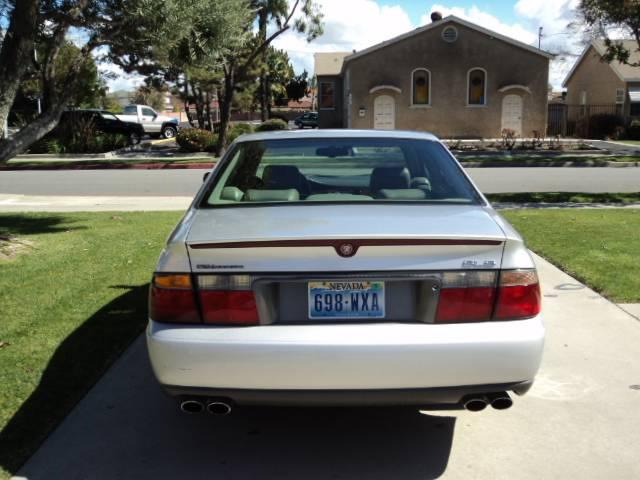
[468,68,486,105]
[319,82,335,109]
[580,91,587,105]
[631,103,640,116]
[616,88,625,104]
[411,69,431,105]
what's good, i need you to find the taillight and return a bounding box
[434,269,541,323]
[149,273,200,323]
[197,275,259,325]
[435,271,497,323]
[494,270,541,320]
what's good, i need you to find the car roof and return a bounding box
[236,129,440,143]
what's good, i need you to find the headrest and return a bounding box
[245,189,300,202]
[369,167,411,192]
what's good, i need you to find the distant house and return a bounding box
[314,15,552,138]
[563,40,640,120]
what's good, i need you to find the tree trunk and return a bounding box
[0,0,40,142]
[0,107,65,162]
[258,8,268,122]
[205,91,213,132]
[216,71,235,156]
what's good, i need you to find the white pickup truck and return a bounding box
[117,105,180,139]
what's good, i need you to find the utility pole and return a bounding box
[538,26,543,49]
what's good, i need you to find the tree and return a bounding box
[252,0,289,121]
[579,0,640,66]
[131,84,166,112]
[216,0,323,153]
[261,47,294,110]
[0,0,206,162]
[286,70,309,102]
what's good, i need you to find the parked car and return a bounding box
[117,104,180,139]
[147,129,544,415]
[294,111,318,128]
[60,109,144,144]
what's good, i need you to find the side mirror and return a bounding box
[203,172,210,182]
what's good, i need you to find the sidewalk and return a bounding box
[0,194,192,212]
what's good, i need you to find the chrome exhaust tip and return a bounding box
[488,392,513,410]
[180,399,204,414]
[463,396,488,412]
[206,401,232,415]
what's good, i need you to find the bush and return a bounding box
[255,118,288,132]
[176,128,216,152]
[226,123,254,146]
[27,113,130,154]
[268,113,289,123]
[588,113,624,139]
[627,120,640,140]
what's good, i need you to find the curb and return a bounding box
[0,162,214,171]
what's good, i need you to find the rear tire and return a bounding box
[162,126,177,139]
[129,132,141,145]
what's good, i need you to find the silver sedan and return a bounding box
[146,130,544,415]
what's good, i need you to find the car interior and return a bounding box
[204,140,479,205]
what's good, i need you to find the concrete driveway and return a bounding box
[14,255,640,479]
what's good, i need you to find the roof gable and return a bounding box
[563,40,640,87]
[342,16,554,67]
[314,52,351,76]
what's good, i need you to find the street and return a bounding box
[15,255,640,479]
[1,167,640,198]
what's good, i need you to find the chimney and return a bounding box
[430,11,443,22]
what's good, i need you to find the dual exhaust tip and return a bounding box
[180,398,232,415]
[463,392,513,412]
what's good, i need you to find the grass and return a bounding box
[614,140,640,146]
[502,209,640,303]
[458,154,639,166]
[0,212,181,478]
[487,191,640,204]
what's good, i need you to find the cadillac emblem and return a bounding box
[336,243,357,257]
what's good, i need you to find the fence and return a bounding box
[548,103,623,137]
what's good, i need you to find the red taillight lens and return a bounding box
[436,287,496,322]
[494,270,541,320]
[197,275,259,326]
[149,274,201,324]
[435,271,497,323]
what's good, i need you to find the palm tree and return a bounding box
[251,0,289,121]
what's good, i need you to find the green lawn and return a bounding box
[487,192,640,204]
[458,154,639,166]
[502,209,640,303]
[0,212,181,478]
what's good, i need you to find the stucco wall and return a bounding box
[342,22,549,138]
[565,47,625,105]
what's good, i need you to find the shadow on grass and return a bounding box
[0,214,86,236]
[0,284,149,475]
[486,191,640,204]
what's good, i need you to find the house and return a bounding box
[314,15,552,138]
[563,40,640,120]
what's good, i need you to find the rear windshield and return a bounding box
[202,138,481,206]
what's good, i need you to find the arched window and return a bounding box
[468,68,487,105]
[411,69,431,106]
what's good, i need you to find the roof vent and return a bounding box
[441,26,458,43]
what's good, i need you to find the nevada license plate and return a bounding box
[308,281,385,319]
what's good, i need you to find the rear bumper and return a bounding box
[147,317,544,398]
[161,382,534,408]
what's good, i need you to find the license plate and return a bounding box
[308,281,385,319]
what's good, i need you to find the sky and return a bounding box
[105,0,584,92]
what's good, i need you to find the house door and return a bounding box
[501,94,523,135]
[374,95,395,130]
